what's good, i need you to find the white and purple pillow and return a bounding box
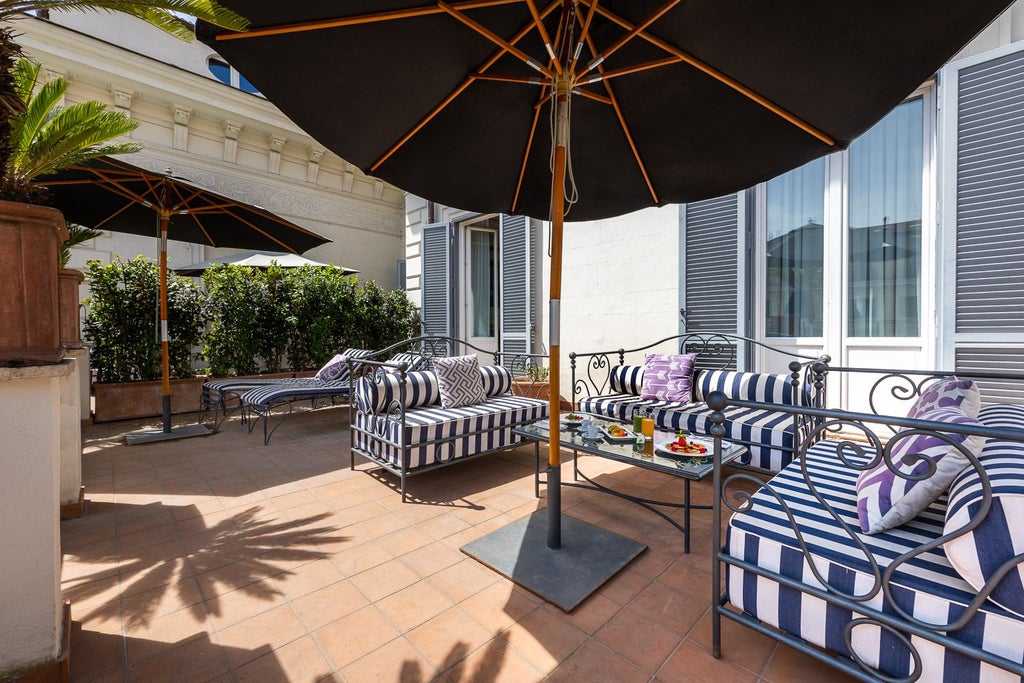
[640,353,696,403]
[314,354,349,381]
[856,406,986,534]
[907,376,981,419]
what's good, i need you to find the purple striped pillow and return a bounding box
[856,406,986,534]
[640,353,696,403]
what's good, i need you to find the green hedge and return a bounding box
[84,258,420,381]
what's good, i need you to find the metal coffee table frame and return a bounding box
[513,416,746,553]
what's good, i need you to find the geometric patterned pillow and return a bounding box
[434,355,487,409]
[856,406,986,534]
[907,376,981,419]
[609,365,644,395]
[640,353,696,403]
[314,354,349,381]
[479,365,512,397]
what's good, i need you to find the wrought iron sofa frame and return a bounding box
[569,332,831,472]
[709,365,1024,682]
[347,335,551,502]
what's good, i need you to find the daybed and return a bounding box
[710,367,1024,681]
[570,333,830,472]
[348,336,550,501]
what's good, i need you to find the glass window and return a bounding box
[765,158,825,337]
[469,230,496,337]
[208,58,231,86]
[848,98,923,337]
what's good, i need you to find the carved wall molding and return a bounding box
[172,106,192,151]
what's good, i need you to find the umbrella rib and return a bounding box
[525,0,560,75]
[511,86,551,213]
[576,56,684,85]
[573,88,613,105]
[371,0,562,172]
[568,0,600,75]
[440,1,552,79]
[470,72,547,86]
[580,1,836,147]
[576,0,682,78]
[575,13,659,204]
[214,0,521,41]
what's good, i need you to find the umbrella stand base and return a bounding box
[124,423,211,445]
[461,509,645,612]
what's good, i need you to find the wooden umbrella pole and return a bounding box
[546,77,570,550]
[158,211,172,433]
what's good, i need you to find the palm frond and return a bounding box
[0,1,249,38]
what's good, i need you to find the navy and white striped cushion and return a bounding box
[203,348,374,398]
[241,378,351,410]
[727,440,1024,681]
[386,352,429,371]
[480,365,513,397]
[609,365,645,396]
[660,404,795,472]
[354,394,548,470]
[944,403,1024,618]
[695,370,797,405]
[354,370,439,414]
[577,393,666,422]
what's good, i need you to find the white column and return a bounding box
[0,361,69,677]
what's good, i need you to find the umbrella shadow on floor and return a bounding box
[63,501,349,629]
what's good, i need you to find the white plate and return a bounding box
[655,435,713,460]
[599,424,637,443]
[561,414,587,425]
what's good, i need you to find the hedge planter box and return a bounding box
[511,378,573,411]
[92,371,318,422]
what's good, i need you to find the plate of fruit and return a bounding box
[655,433,713,461]
[561,412,587,425]
[599,423,637,443]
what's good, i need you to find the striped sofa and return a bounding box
[349,358,549,501]
[572,335,828,472]
[711,396,1024,682]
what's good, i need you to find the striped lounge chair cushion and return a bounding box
[203,348,374,397]
[241,378,353,410]
[944,403,1024,619]
[386,352,429,371]
[726,440,1024,681]
[353,394,548,470]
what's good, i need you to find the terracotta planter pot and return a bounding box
[58,268,85,349]
[0,201,69,365]
[511,377,573,410]
[93,376,206,422]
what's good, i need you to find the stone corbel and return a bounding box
[173,106,192,151]
[307,147,324,183]
[113,88,134,115]
[342,163,355,193]
[373,178,385,200]
[223,121,242,163]
[268,134,287,174]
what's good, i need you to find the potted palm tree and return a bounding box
[0,2,248,366]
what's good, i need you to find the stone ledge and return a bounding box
[0,359,74,382]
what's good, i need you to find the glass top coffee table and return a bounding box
[513,414,747,553]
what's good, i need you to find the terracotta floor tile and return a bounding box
[546,639,648,683]
[376,580,455,632]
[558,592,622,635]
[499,604,588,675]
[445,635,546,683]
[761,641,861,683]
[399,541,466,579]
[69,625,125,682]
[687,608,777,675]
[121,575,205,629]
[124,604,213,666]
[62,573,122,613]
[270,558,346,601]
[289,578,369,632]
[234,634,334,682]
[331,540,394,576]
[341,635,437,682]
[205,579,284,629]
[127,632,230,683]
[348,557,421,602]
[594,605,684,674]
[406,606,495,672]
[315,604,402,669]
[655,639,758,682]
[376,525,435,557]
[215,604,307,669]
[425,558,500,603]
[457,582,543,634]
[626,580,708,637]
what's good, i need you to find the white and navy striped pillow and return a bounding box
[609,365,644,395]
[695,370,796,405]
[354,370,439,413]
[944,403,1024,618]
[385,352,429,372]
[480,365,512,397]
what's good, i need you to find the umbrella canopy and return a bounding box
[198,0,1013,576]
[39,155,330,436]
[175,250,358,276]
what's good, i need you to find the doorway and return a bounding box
[460,215,499,360]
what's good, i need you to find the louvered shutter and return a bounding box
[499,214,534,361]
[421,223,453,337]
[682,194,740,332]
[955,49,1024,333]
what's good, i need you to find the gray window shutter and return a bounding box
[499,214,534,358]
[682,194,739,333]
[955,49,1024,333]
[421,223,453,337]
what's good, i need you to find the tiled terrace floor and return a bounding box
[63,408,858,682]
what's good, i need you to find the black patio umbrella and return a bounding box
[199,0,1013,606]
[40,155,330,437]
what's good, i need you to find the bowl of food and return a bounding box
[561,412,586,425]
